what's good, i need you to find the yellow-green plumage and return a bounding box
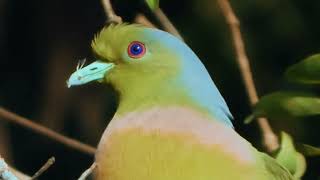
[95,107,292,180]
[99,129,259,180]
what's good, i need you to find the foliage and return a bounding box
[245,91,320,122]
[247,53,320,121]
[297,144,320,157]
[285,54,320,85]
[245,53,320,178]
[145,0,159,10]
[275,132,306,179]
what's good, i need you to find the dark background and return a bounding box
[0,0,319,179]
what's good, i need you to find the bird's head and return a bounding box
[67,24,181,92]
[67,23,233,126]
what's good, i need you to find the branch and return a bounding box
[217,0,279,152]
[30,157,55,180]
[77,162,97,180]
[101,0,122,24]
[154,9,184,41]
[134,14,157,28]
[101,0,182,41]
[1,154,57,180]
[0,107,96,155]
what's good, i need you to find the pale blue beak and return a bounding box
[67,61,114,88]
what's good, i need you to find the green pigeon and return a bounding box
[67,24,294,180]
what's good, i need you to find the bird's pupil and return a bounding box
[131,44,142,55]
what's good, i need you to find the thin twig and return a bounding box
[101,0,181,41]
[30,157,55,180]
[78,162,97,180]
[154,9,184,41]
[217,0,279,152]
[134,14,157,28]
[101,0,122,24]
[1,156,56,180]
[0,107,96,155]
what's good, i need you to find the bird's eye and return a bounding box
[127,41,146,59]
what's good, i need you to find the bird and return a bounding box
[67,23,293,180]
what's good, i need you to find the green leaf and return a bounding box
[244,114,255,124]
[275,132,306,179]
[251,91,320,120]
[146,0,159,10]
[285,54,320,85]
[297,144,320,157]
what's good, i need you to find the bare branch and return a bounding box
[78,162,97,180]
[217,0,279,152]
[154,9,184,41]
[0,107,96,155]
[134,14,157,28]
[1,156,56,180]
[30,157,55,180]
[101,0,122,24]
[101,0,182,41]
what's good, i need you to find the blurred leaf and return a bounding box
[297,144,320,157]
[285,54,320,85]
[275,132,306,179]
[251,91,320,120]
[244,114,255,124]
[146,0,159,10]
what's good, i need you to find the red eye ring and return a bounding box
[127,41,146,59]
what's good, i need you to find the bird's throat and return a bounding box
[115,84,198,117]
[110,75,233,127]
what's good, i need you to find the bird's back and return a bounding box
[95,107,292,180]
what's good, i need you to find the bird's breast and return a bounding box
[95,107,260,180]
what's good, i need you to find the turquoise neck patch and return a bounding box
[144,29,233,127]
